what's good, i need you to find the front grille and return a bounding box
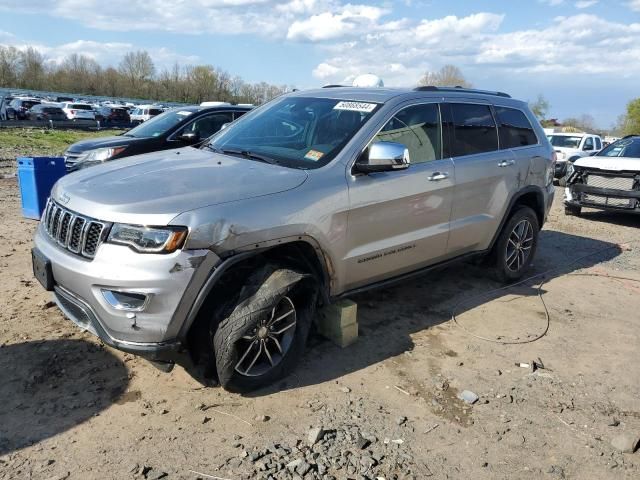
[582,194,635,209]
[42,199,110,259]
[585,174,635,191]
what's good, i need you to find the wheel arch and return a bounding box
[489,186,545,251]
[181,237,332,361]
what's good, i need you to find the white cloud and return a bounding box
[628,0,640,11]
[0,36,199,69]
[311,12,640,86]
[575,0,597,8]
[287,5,388,41]
[539,0,564,5]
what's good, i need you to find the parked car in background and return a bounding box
[0,95,15,120]
[130,105,164,124]
[60,102,96,121]
[95,106,131,125]
[63,104,251,171]
[565,135,640,216]
[27,104,67,121]
[36,86,554,392]
[7,97,41,120]
[548,132,602,183]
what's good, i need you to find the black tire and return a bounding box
[493,206,539,283]
[212,265,317,393]
[564,204,582,216]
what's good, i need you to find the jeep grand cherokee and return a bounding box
[33,86,555,392]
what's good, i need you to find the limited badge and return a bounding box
[333,101,377,113]
[304,149,324,161]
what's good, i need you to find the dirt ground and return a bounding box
[0,156,639,479]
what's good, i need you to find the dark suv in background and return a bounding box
[64,104,252,171]
[7,98,41,120]
[27,104,67,121]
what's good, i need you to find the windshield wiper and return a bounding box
[208,146,278,165]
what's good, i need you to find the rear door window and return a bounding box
[584,137,594,150]
[373,103,441,164]
[595,137,602,150]
[185,112,234,139]
[494,106,538,148]
[449,103,499,156]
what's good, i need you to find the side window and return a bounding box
[595,137,602,150]
[494,106,538,148]
[450,103,498,156]
[233,111,247,121]
[186,112,234,139]
[373,103,441,164]
[584,137,594,150]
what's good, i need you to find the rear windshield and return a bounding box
[597,137,640,158]
[71,104,93,110]
[548,135,582,148]
[124,108,194,138]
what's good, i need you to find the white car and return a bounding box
[548,132,603,182]
[565,135,640,216]
[130,105,164,124]
[60,102,96,121]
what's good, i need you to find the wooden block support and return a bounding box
[316,299,358,348]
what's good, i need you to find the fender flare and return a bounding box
[175,236,333,341]
[487,185,546,252]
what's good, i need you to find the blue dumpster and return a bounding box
[17,157,66,219]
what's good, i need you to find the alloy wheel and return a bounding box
[505,219,534,273]
[234,296,297,377]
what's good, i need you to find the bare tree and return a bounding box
[19,47,46,89]
[0,46,21,87]
[119,50,155,94]
[417,65,472,88]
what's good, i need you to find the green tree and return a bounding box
[529,94,550,120]
[623,98,640,135]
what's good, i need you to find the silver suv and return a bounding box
[32,86,555,392]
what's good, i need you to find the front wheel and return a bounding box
[212,266,318,393]
[493,206,539,283]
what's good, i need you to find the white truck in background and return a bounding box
[547,132,603,184]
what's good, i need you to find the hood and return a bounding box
[66,135,148,153]
[52,147,308,225]
[573,156,640,172]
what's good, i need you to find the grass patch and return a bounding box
[0,128,120,157]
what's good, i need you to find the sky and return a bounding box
[0,0,639,127]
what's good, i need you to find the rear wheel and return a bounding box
[212,265,318,393]
[493,206,539,283]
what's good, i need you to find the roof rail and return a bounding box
[322,84,347,88]
[413,85,511,98]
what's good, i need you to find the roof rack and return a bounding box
[413,86,511,98]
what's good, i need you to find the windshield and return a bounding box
[548,135,583,148]
[205,96,379,169]
[596,137,640,158]
[125,108,194,138]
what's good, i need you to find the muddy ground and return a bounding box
[0,155,639,479]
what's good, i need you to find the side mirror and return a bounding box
[354,141,410,174]
[179,131,200,144]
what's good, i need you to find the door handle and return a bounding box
[428,172,449,181]
[498,159,515,167]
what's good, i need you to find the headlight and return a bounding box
[76,146,127,169]
[107,224,188,253]
[556,152,566,160]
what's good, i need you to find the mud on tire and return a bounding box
[212,265,318,393]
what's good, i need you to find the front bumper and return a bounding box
[565,183,640,213]
[34,223,216,355]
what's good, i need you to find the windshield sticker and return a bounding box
[304,149,325,161]
[176,111,193,116]
[333,101,377,113]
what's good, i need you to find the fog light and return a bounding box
[102,289,150,311]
